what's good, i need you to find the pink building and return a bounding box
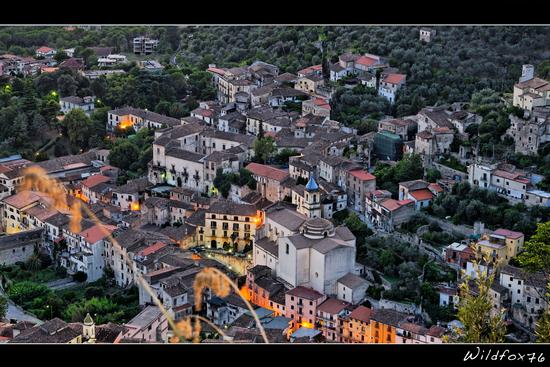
[285,286,327,332]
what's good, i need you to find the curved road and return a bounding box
[0,286,42,325]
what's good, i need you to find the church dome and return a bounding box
[305,175,319,192]
[302,217,335,239]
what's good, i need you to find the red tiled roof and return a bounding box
[349,305,373,323]
[380,198,413,212]
[355,56,377,67]
[427,325,446,338]
[79,224,117,244]
[312,97,330,109]
[192,107,214,118]
[36,46,54,53]
[138,241,168,257]
[317,298,349,315]
[383,73,406,85]
[492,170,530,184]
[207,67,226,76]
[286,286,324,301]
[428,183,443,194]
[348,169,375,181]
[298,64,322,75]
[409,189,434,201]
[245,162,289,182]
[493,228,524,240]
[2,191,53,209]
[81,174,110,189]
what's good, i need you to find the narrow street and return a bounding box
[0,286,43,325]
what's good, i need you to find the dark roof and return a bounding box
[0,228,43,251]
[95,323,127,343]
[208,200,257,216]
[10,318,80,343]
[501,264,546,288]
[286,286,324,301]
[255,276,284,295]
[255,237,278,256]
[371,309,408,327]
[60,96,93,105]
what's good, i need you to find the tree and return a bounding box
[451,263,506,343]
[518,221,550,276]
[0,295,7,320]
[7,281,51,307]
[108,140,140,171]
[253,137,276,164]
[11,114,28,148]
[57,74,78,96]
[426,168,442,183]
[73,271,88,283]
[536,283,550,343]
[25,252,42,272]
[64,109,95,150]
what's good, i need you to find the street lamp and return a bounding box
[45,304,53,319]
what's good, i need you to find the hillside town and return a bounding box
[0,26,550,344]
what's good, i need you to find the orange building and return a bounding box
[368,309,407,343]
[340,305,373,343]
[246,265,286,315]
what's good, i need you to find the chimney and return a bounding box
[519,64,534,83]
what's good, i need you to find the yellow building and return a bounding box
[1,190,56,234]
[198,200,263,252]
[368,309,404,344]
[474,228,524,265]
[341,305,373,343]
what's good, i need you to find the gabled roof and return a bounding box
[349,305,373,323]
[409,188,434,201]
[348,168,375,181]
[492,228,524,240]
[78,223,117,243]
[81,174,110,189]
[245,163,289,182]
[317,297,349,315]
[286,286,324,301]
[382,73,406,85]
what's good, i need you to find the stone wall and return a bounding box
[432,162,468,182]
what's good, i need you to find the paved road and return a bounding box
[45,277,76,290]
[0,287,42,325]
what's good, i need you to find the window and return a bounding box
[286,244,289,255]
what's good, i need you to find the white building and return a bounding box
[276,217,357,296]
[62,223,117,282]
[60,96,95,116]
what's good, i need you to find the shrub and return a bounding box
[73,271,88,283]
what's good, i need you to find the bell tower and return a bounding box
[303,175,321,219]
[83,313,96,343]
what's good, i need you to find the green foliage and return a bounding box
[73,271,88,283]
[273,148,300,165]
[64,109,101,150]
[518,221,550,273]
[7,281,51,307]
[374,154,424,197]
[453,267,506,343]
[0,295,7,320]
[108,139,141,172]
[425,168,441,183]
[213,168,257,198]
[439,155,467,173]
[431,183,550,238]
[535,283,550,343]
[253,137,276,164]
